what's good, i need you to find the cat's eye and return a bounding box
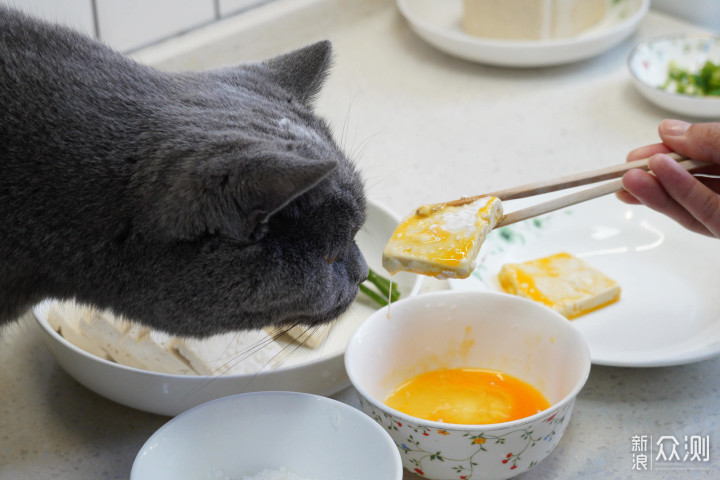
[324,253,337,264]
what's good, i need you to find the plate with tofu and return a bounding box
[448,193,720,367]
[32,200,423,416]
[396,0,649,67]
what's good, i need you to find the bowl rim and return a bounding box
[130,390,404,479]
[627,33,720,103]
[32,198,424,381]
[345,290,592,431]
[397,0,650,48]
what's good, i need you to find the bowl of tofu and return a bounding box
[396,0,649,67]
[32,199,423,416]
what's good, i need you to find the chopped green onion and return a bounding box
[359,268,401,307]
[663,60,720,97]
[359,283,387,307]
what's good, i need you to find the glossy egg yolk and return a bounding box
[384,368,550,425]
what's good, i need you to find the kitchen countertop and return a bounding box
[1,0,719,478]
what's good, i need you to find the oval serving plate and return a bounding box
[396,0,649,67]
[449,193,720,367]
[628,34,720,118]
[33,200,422,416]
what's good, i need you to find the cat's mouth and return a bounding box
[265,282,360,331]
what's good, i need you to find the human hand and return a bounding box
[618,120,720,237]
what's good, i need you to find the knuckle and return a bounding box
[689,190,720,227]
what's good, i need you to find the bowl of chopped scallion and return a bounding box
[628,34,720,118]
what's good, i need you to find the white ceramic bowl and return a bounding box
[33,200,422,416]
[131,391,403,480]
[628,34,720,118]
[397,0,648,67]
[345,291,591,480]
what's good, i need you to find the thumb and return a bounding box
[658,120,720,165]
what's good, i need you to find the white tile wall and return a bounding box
[0,0,95,35]
[2,0,274,53]
[218,0,269,17]
[651,0,719,31]
[10,0,715,54]
[95,0,216,52]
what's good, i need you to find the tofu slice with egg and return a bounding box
[498,252,621,319]
[382,196,503,279]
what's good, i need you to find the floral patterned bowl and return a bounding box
[345,291,591,480]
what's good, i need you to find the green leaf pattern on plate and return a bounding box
[471,209,573,285]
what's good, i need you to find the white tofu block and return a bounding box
[48,302,111,360]
[78,311,148,370]
[462,0,605,40]
[382,196,503,279]
[499,252,621,319]
[84,312,193,374]
[113,328,196,375]
[273,324,332,350]
[175,330,283,376]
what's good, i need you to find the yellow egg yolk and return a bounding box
[384,368,550,425]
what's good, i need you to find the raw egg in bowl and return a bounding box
[345,291,590,480]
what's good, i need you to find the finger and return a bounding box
[615,189,641,205]
[626,143,672,162]
[658,120,720,165]
[621,161,713,236]
[696,176,720,193]
[650,154,720,237]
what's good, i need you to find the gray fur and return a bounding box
[0,6,367,336]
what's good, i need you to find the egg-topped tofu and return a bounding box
[498,252,620,319]
[382,196,503,279]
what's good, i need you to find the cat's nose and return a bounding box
[349,243,368,284]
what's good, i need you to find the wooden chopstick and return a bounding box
[416,153,711,225]
[496,157,709,228]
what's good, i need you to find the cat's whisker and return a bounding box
[182,334,283,399]
[339,89,359,153]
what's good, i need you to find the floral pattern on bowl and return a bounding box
[628,34,720,118]
[358,396,575,480]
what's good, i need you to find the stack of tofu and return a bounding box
[47,302,288,376]
[462,0,607,40]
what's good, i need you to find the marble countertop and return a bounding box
[1,0,719,478]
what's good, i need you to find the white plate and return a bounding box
[628,34,720,118]
[396,0,649,67]
[448,194,720,367]
[33,200,422,416]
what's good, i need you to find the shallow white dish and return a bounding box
[628,34,720,118]
[396,0,649,67]
[131,391,403,480]
[449,194,720,367]
[33,200,422,416]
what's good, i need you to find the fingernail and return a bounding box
[661,119,690,137]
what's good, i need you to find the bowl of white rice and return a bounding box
[130,391,403,480]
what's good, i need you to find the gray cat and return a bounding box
[0,7,368,337]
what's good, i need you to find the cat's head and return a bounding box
[116,41,368,337]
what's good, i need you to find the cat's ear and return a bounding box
[141,152,338,242]
[262,40,332,104]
